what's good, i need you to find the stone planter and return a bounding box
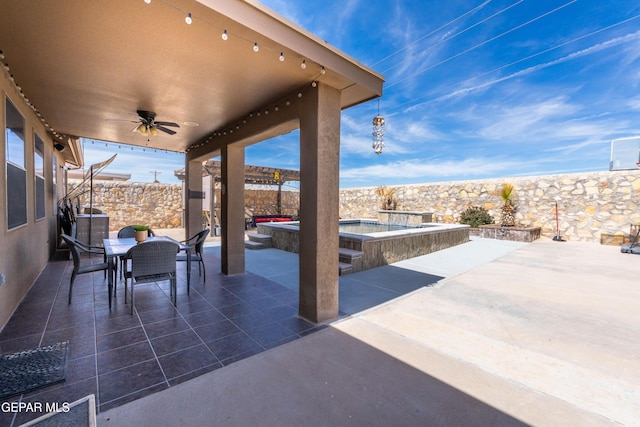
[471,224,541,242]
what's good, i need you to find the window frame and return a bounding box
[5,96,27,230]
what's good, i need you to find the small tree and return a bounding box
[375,186,398,210]
[500,183,516,226]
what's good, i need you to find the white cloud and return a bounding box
[341,157,524,182]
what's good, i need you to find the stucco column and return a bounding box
[221,144,245,275]
[298,83,341,323]
[185,159,203,241]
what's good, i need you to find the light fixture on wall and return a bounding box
[372,100,385,154]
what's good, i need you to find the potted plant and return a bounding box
[500,183,516,227]
[132,224,149,243]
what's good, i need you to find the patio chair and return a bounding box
[177,229,209,286]
[61,234,115,304]
[123,240,180,314]
[117,225,156,238]
[117,225,156,278]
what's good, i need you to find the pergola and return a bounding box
[0,0,384,323]
[175,160,300,218]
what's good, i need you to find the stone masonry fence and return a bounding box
[71,170,640,243]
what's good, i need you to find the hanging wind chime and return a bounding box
[372,100,385,154]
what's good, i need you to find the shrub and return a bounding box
[375,186,398,210]
[459,206,494,228]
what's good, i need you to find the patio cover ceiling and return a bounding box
[0,0,383,166]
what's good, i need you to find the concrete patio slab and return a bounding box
[97,237,638,426]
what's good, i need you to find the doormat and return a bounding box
[19,394,96,427]
[0,341,69,399]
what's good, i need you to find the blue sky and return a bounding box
[84,0,640,187]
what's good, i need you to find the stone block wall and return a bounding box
[213,188,300,216]
[339,170,640,243]
[70,181,183,232]
[72,170,640,242]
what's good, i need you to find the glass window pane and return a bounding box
[5,97,25,168]
[35,133,44,177]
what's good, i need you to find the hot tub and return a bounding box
[256,219,470,271]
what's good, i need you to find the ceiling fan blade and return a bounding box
[154,121,180,127]
[107,118,139,123]
[155,125,177,135]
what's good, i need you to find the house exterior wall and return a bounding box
[0,69,64,329]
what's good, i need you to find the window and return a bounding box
[35,133,45,220]
[6,96,27,229]
[52,154,57,214]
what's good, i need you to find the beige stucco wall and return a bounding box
[0,68,62,329]
[339,170,640,242]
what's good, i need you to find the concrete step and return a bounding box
[247,233,272,248]
[339,248,364,273]
[245,240,266,250]
[339,262,353,276]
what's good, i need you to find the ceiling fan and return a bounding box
[131,110,180,137]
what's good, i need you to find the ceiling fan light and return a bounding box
[150,127,159,136]
[136,124,148,136]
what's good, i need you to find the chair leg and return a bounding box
[171,277,177,307]
[130,281,134,315]
[201,260,206,282]
[68,272,77,304]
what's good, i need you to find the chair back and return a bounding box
[119,225,155,238]
[117,226,136,238]
[193,229,210,255]
[61,234,83,270]
[126,240,179,278]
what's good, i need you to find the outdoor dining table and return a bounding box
[103,236,191,309]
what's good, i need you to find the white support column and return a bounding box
[221,144,245,275]
[298,82,341,323]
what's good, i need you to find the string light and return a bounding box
[1,2,331,155]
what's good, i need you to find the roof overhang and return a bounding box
[0,0,384,162]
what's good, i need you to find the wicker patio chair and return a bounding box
[177,229,210,287]
[117,225,156,279]
[61,234,115,304]
[123,240,180,314]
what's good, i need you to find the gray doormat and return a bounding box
[0,342,69,399]
[19,395,96,427]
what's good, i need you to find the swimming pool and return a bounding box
[337,221,420,234]
[257,219,469,272]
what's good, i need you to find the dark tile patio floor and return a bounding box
[0,249,328,426]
